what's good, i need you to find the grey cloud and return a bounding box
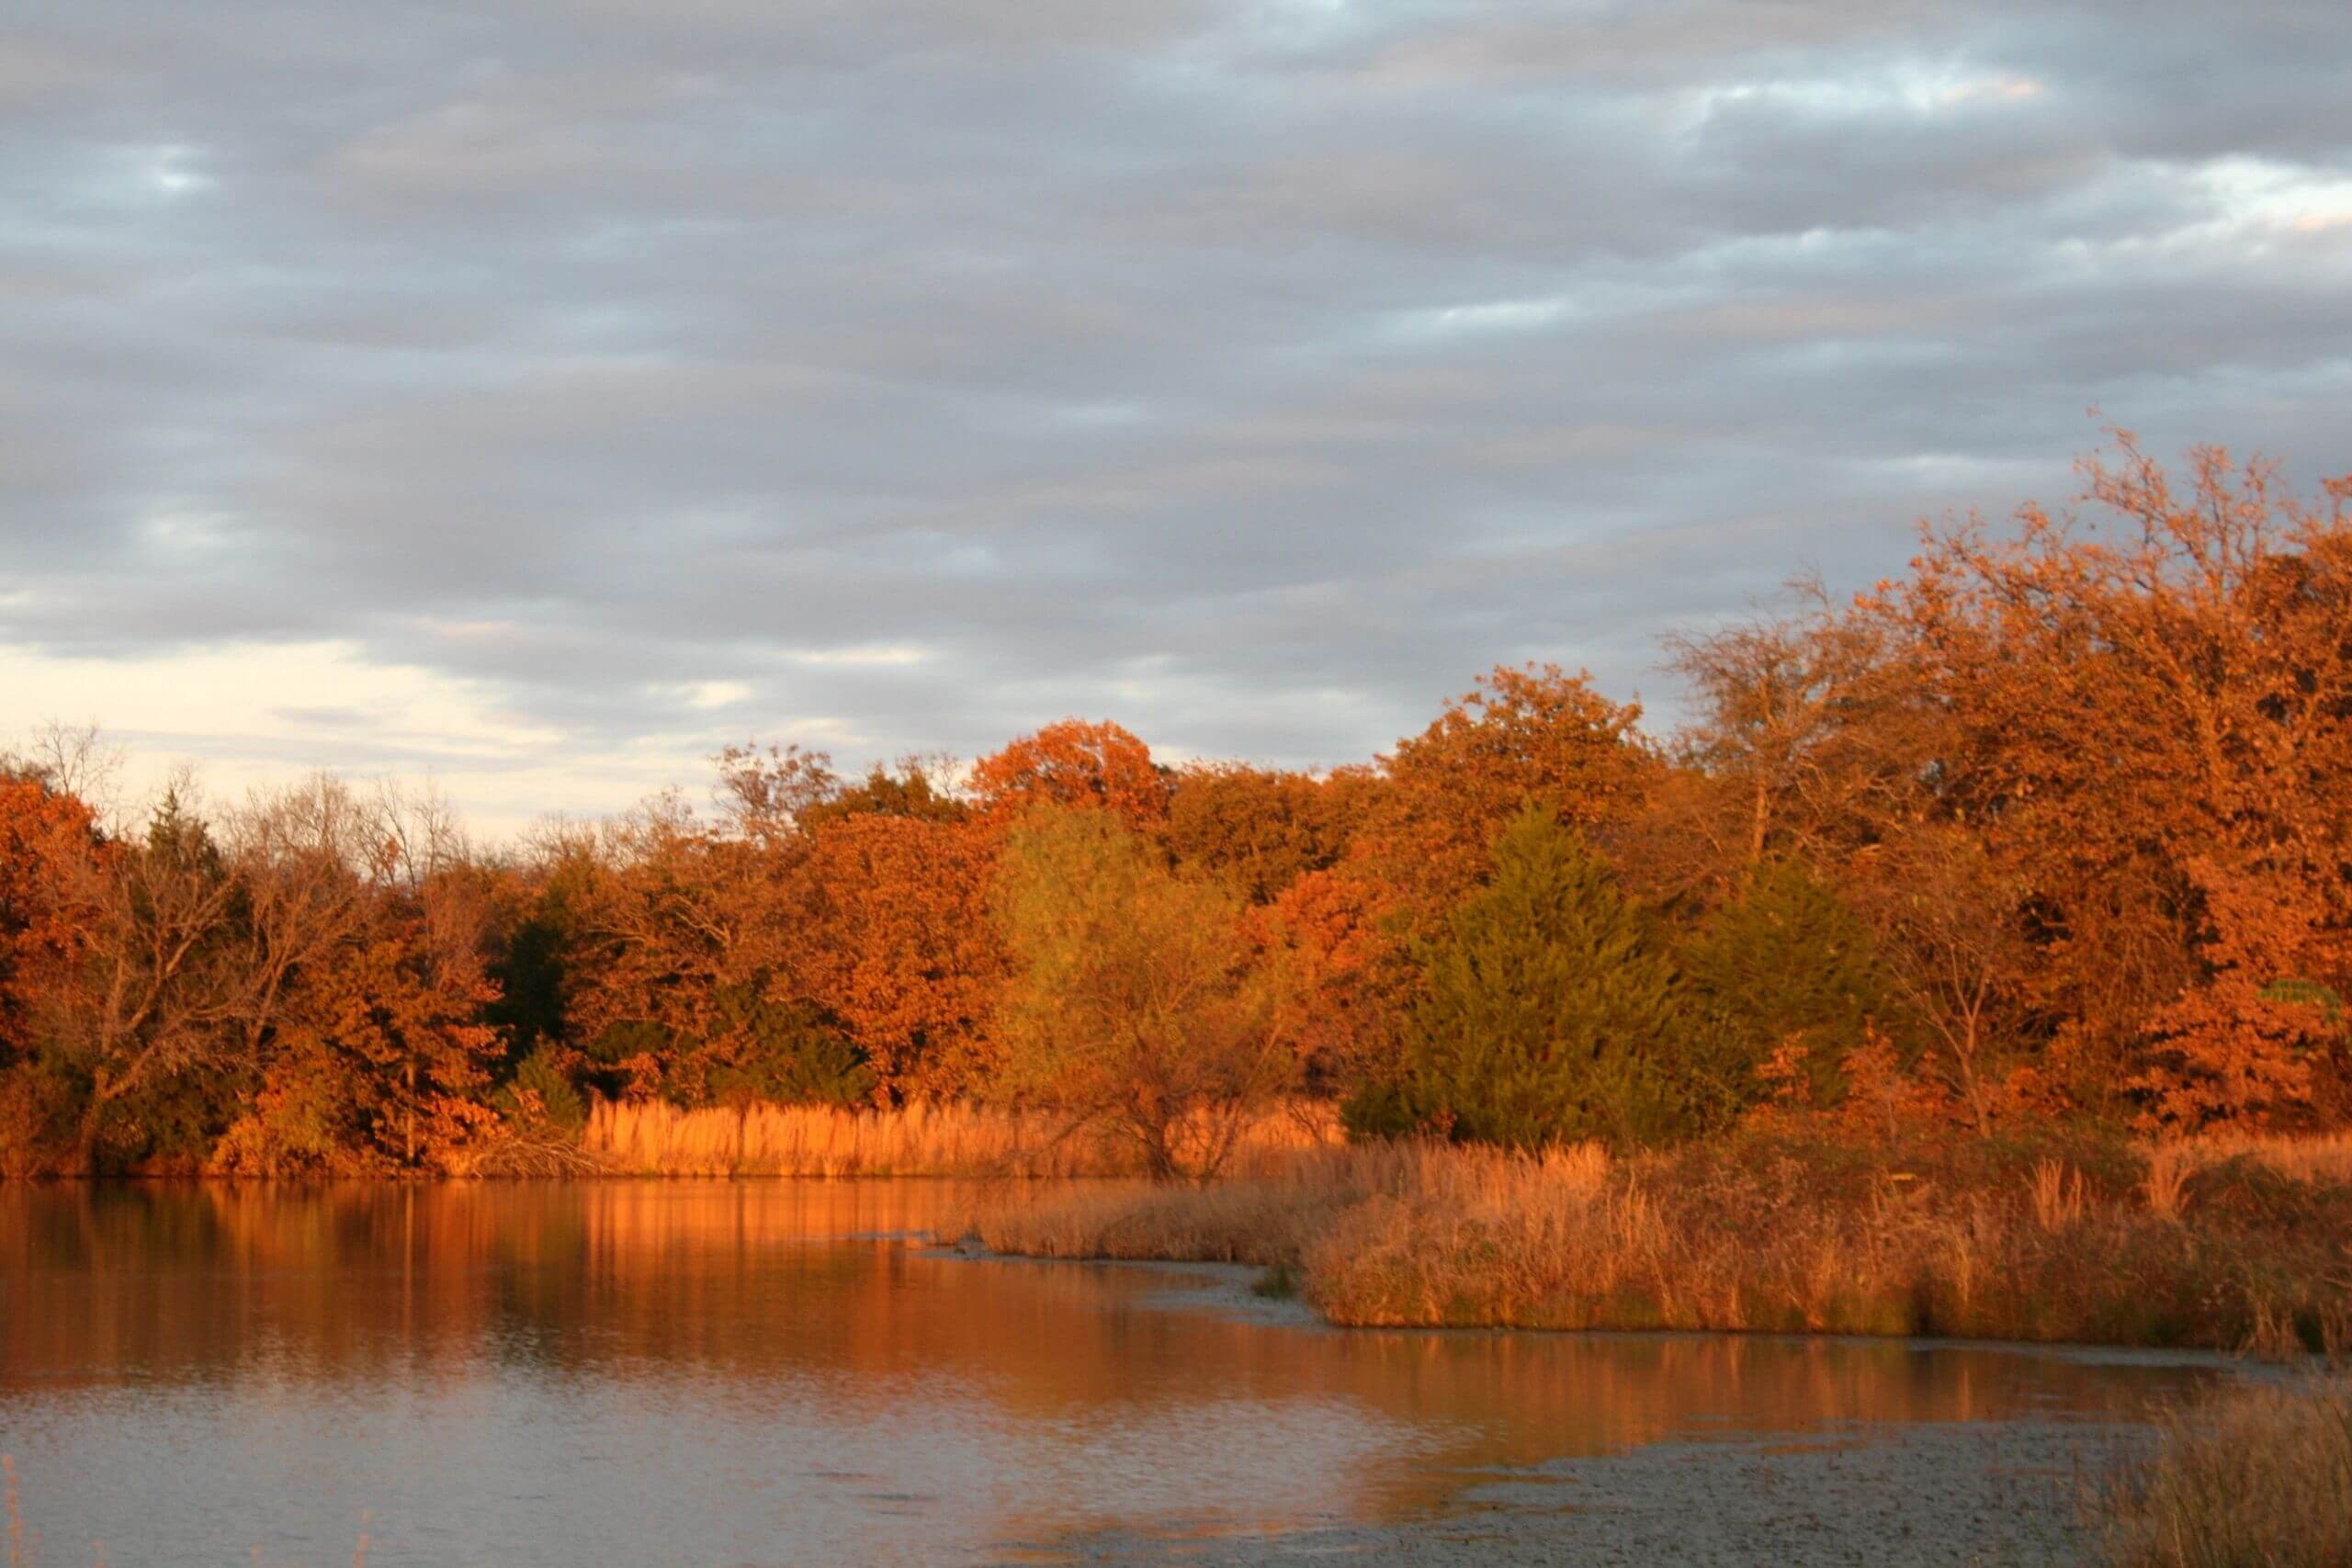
[2,0,2347,827]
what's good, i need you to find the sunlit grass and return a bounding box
[579,1097,1339,1179]
[960,1125,2352,1353]
[2169,1129,2352,1187]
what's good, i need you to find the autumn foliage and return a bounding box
[3,434,2348,1177]
[0,775,106,1061]
[969,718,1169,829]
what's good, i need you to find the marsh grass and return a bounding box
[2143,1144,2192,1223]
[2171,1129,2352,1187]
[580,1098,1339,1179]
[960,1125,2352,1352]
[2098,1371,2352,1566]
[2031,1158,2088,1232]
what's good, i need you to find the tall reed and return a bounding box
[2170,1129,2352,1187]
[581,1098,1337,1179]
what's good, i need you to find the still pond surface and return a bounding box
[1,1181,2227,1565]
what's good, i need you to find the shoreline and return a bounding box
[991,1417,2165,1567]
[26,1137,2352,1359]
[934,1243,2273,1372]
[948,1134,2352,1356]
[937,1250,2253,1567]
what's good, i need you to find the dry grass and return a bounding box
[2098,1371,2352,1566]
[2143,1144,2192,1223]
[2172,1130,2352,1187]
[958,1124,2352,1353]
[2031,1158,2089,1232]
[580,1098,1338,1179]
[958,1139,1608,1265]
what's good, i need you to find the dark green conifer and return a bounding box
[1388,805,1690,1148]
[1679,857,1902,1108]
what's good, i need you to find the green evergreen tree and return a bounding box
[498,1044,587,1133]
[1679,858,1902,1108]
[1384,806,1692,1148]
[703,988,875,1109]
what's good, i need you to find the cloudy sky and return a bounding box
[4,1,2348,833]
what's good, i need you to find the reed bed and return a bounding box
[960,1125,2352,1353]
[580,1098,1339,1179]
[2097,1371,2352,1566]
[963,1139,1608,1265]
[2168,1129,2352,1188]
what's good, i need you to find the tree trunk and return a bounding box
[74,1070,116,1175]
[74,1107,103,1176]
[1749,771,1771,866]
[1954,1015,1992,1138]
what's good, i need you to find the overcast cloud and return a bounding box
[4,0,2348,831]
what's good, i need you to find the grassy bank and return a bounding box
[960,1127,2352,1353]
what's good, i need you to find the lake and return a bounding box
[0,1182,2233,1565]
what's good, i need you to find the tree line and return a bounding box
[3,436,2347,1176]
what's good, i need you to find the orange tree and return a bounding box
[0,770,111,1167]
[1164,761,1374,905]
[0,770,107,1064]
[970,719,1170,830]
[1866,437,2352,1123]
[1303,665,1661,1108]
[1356,663,1659,917]
[803,810,1006,1100]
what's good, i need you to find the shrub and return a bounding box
[583,991,876,1111]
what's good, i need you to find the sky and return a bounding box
[4,1,2349,836]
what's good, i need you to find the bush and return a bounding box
[0,1062,77,1176]
[583,991,876,1111]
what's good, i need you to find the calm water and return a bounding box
[1,1182,2227,1566]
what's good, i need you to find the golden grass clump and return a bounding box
[2098,1372,2352,1566]
[2175,1129,2352,1188]
[2031,1158,2088,1233]
[2143,1144,2191,1223]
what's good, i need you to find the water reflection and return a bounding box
[0,1183,2225,1566]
